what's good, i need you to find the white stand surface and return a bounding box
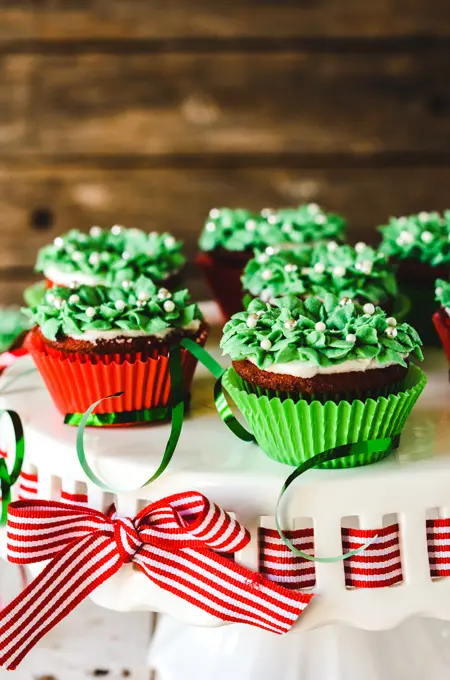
[1,304,450,678]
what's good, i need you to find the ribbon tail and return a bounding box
[0,533,121,670]
[133,545,313,635]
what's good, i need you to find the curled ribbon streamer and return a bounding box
[181,338,255,442]
[0,493,313,669]
[76,344,185,492]
[276,436,399,562]
[180,341,400,562]
[0,410,25,525]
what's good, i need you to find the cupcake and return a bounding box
[220,294,425,468]
[378,211,450,344]
[197,204,346,320]
[23,277,207,425]
[36,226,185,290]
[433,280,450,364]
[242,242,398,312]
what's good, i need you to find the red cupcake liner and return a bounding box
[196,251,250,320]
[25,329,207,421]
[433,309,450,364]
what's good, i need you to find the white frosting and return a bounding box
[44,266,104,287]
[44,265,178,287]
[68,319,201,343]
[249,356,401,379]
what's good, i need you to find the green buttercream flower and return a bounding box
[435,279,450,308]
[378,211,450,266]
[36,227,185,286]
[220,294,422,370]
[0,308,30,352]
[199,204,346,252]
[24,277,202,342]
[242,242,397,304]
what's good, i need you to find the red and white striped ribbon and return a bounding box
[427,518,450,578]
[259,528,316,589]
[17,469,38,501]
[0,492,313,669]
[342,524,403,588]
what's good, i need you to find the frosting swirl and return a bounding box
[36,227,185,286]
[242,242,397,304]
[24,276,202,342]
[199,204,346,252]
[378,211,450,266]
[220,294,422,370]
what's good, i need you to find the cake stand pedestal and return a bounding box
[1,304,450,679]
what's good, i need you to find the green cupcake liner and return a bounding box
[222,364,427,469]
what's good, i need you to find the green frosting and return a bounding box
[220,294,423,370]
[0,308,30,352]
[435,279,450,308]
[242,242,397,304]
[36,227,186,285]
[24,276,202,342]
[199,204,346,252]
[378,211,450,266]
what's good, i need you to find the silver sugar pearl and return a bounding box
[85,306,96,318]
[209,208,221,219]
[262,269,273,281]
[385,326,398,338]
[53,237,64,249]
[89,226,102,238]
[163,299,176,313]
[114,299,126,311]
[111,224,123,235]
[284,263,298,273]
[68,294,80,304]
[157,288,171,300]
[246,313,259,329]
[89,252,100,266]
[205,221,216,232]
[284,318,297,331]
[121,280,133,290]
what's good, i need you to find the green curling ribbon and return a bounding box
[76,344,185,492]
[276,435,400,562]
[65,404,182,427]
[0,410,25,525]
[181,338,255,443]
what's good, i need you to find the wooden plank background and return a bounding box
[1,1,450,304]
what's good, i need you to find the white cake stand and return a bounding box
[1,303,450,679]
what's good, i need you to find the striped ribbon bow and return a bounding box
[0,492,313,669]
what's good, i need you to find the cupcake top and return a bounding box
[435,279,450,310]
[221,294,422,376]
[242,242,397,305]
[378,211,450,266]
[24,276,202,343]
[36,226,185,287]
[199,203,346,252]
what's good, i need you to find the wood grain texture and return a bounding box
[0,54,34,151]
[19,50,448,157]
[3,0,450,41]
[1,165,450,272]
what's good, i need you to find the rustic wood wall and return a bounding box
[1,1,450,302]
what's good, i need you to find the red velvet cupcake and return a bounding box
[197,204,346,320]
[23,277,207,425]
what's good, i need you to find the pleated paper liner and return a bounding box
[433,308,450,366]
[222,364,427,469]
[25,329,208,425]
